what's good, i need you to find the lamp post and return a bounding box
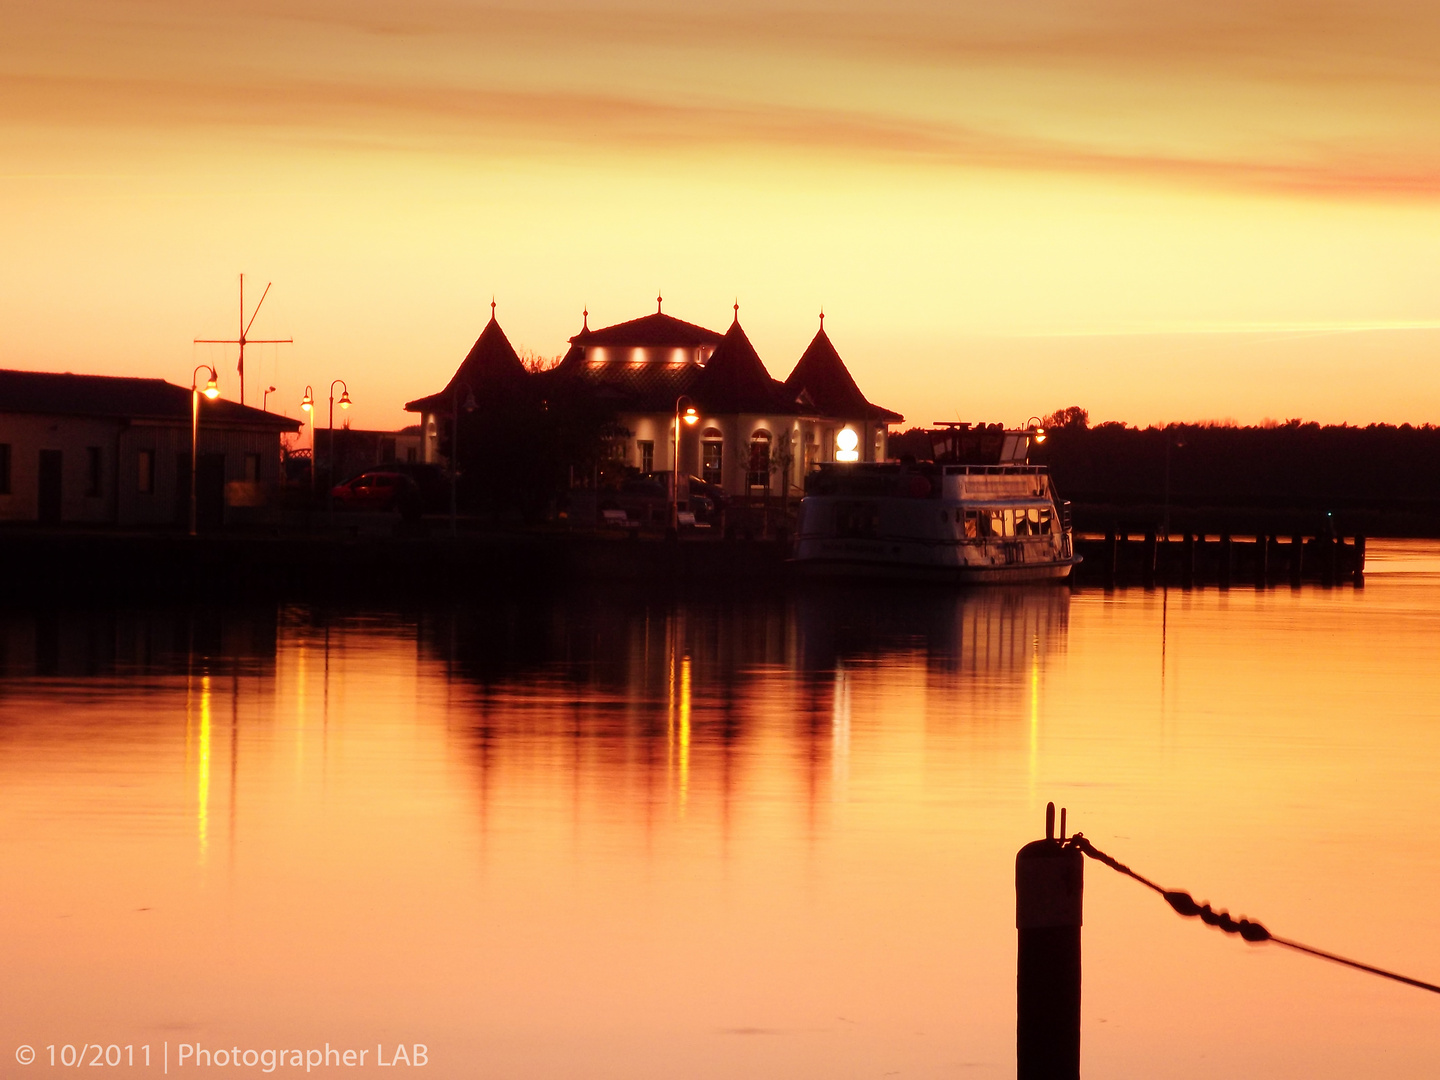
[1025,416,1047,445]
[189,365,220,537]
[262,385,277,412]
[450,384,477,537]
[301,386,315,499]
[671,396,699,532]
[327,380,352,515]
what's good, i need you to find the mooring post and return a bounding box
[1016,802,1083,1080]
[1255,533,1269,588]
[1104,530,1118,590]
[1219,532,1232,590]
[1142,528,1157,590]
[1290,533,1304,586]
[1353,534,1366,587]
[1182,533,1195,589]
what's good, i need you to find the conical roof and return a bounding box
[405,316,528,412]
[692,319,802,415]
[783,325,903,423]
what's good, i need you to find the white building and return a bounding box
[0,370,300,528]
[406,303,902,499]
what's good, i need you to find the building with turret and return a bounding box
[405,300,902,500]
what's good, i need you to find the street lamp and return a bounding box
[672,396,699,532]
[327,379,351,514]
[1025,416,1047,444]
[301,385,315,497]
[189,365,219,536]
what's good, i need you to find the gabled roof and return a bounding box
[569,311,725,349]
[691,320,804,416]
[783,326,903,423]
[0,369,300,430]
[405,316,529,413]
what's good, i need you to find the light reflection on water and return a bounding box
[0,546,1438,1078]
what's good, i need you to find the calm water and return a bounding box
[3,544,1439,1078]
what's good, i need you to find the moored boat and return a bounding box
[792,423,1079,583]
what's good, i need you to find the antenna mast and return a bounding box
[194,273,293,406]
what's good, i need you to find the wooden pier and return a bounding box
[1074,531,1366,589]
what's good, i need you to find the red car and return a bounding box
[331,471,410,511]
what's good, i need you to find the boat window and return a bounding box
[989,509,1006,536]
[1014,511,1030,536]
[1038,507,1053,533]
[963,510,980,540]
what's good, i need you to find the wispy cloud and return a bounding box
[5,0,1440,198]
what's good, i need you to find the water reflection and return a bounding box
[3,562,1438,1080]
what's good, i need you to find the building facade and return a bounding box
[406,303,902,499]
[0,370,300,528]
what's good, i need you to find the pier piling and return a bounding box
[1017,802,1083,1080]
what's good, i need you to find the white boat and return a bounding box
[792,426,1079,584]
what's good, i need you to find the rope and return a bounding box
[1066,833,1440,995]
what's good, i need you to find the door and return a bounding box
[196,453,226,531]
[38,450,62,523]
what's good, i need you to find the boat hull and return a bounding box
[791,554,1078,584]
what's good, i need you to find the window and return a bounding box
[701,429,723,485]
[1038,507,1053,533]
[86,447,102,496]
[963,509,981,539]
[244,453,261,482]
[636,440,654,474]
[0,443,10,495]
[137,449,154,494]
[747,429,772,492]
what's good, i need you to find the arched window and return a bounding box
[701,427,723,486]
[748,429,772,493]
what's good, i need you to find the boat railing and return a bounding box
[941,464,1049,475]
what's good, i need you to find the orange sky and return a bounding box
[4,0,1440,430]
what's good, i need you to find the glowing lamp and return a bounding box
[339,389,352,409]
[683,406,698,425]
[835,427,860,462]
[202,374,219,400]
[1034,427,1046,444]
[301,387,314,412]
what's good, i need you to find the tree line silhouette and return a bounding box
[889,409,1440,535]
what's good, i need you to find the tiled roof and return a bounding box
[783,327,903,423]
[539,360,702,413]
[0,369,300,430]
[569,311,725,349]
[405,316,528,412]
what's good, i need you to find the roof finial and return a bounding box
[819,306,825,328]
[582,306,589,331]
[657,290,663,314]
[490,296,496,319]
[733,298,740,322]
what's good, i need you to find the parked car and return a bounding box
[331,471,420,514]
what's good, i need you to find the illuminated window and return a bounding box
[748,430,772,492]
[137,449,154,494]
[637,440,654,473]
[701,429,722,485]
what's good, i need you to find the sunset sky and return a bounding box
[4,0,1440,430]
